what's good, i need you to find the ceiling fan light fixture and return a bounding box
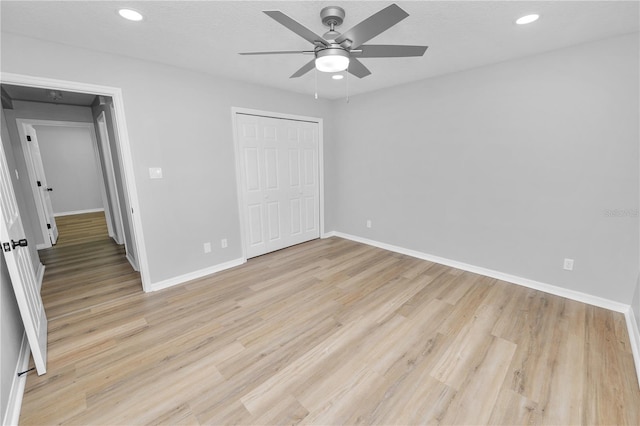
[516,14,539,25]
[118,8,144,22]
[332,74,344,80]
[315,49,349,73]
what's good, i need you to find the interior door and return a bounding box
[237,114,319,258]
[23,125,58,245]
[0,138,48,375]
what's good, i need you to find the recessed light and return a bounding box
[332,74,344,80]
[516,14,539,25]
[118,8,144,21]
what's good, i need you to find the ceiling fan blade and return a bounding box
[263,10,329,47]
[347,58,372,79]
[357,44,428,58]
[335,4,409,49]
[239,51,312,55]
[290,59,316,78]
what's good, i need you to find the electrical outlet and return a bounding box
[366,220,372,228]
[203,242,211,253]
[149,167,163,179]
[563,258,574,271]
[221,238,228,248]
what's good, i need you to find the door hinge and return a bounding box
[47,223,51,229]
[26,135,32,142]
[37,181,42,187]
[2,242,10,252]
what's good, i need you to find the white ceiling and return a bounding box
[1,1,638,100]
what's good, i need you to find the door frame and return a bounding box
[95,111,125,245]
[1,72,151,291]
[16,119,113,249]
[231,107,325,261]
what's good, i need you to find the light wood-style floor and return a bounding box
[38,213,141,319]
[20,213,640,425]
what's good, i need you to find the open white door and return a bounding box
[0,138,48,375]
[21,124,58,246]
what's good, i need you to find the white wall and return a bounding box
[1,32,335,285]
[34,124,104,215]
[330,33,639,304]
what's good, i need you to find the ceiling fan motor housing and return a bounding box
[320,6,345,28]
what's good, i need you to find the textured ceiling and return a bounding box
[1,1,638,100]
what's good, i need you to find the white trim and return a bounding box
[230,107,325,259]
[318,121,325,238]
[36,262,45,292]
[625,308,640,388]
[36,243,48,250]
[88,118,117,242]
[15,120,93,128]
[149,258,246,292]
[95,111,125,245]
[231,109,246,260]
[2,334,31,426]
[126,251,139,272]
[54,208,105,217]
[1,72,150,291]
[331,231,630,313]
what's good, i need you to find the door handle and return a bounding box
[46,187,53,192]
[11,239,28,249]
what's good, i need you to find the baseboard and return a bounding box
[625,308,640,388]
[36,243,48,250]
[126,252,139,272]
[110,234,124,246]
[54,208,104,217]
[331,232,629,313]
[2,333,31,426]
[149,258,246,292]
[35,262,45,292]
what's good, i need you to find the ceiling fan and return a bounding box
[239,3,428,79]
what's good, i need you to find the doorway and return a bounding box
[16,120,108,249]
[1,73,150,290]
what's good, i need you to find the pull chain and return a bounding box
[314,67,318,100]
[346,66,350,103]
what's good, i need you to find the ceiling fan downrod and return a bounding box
[321,6,345,41]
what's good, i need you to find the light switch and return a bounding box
[149,167,163,179]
